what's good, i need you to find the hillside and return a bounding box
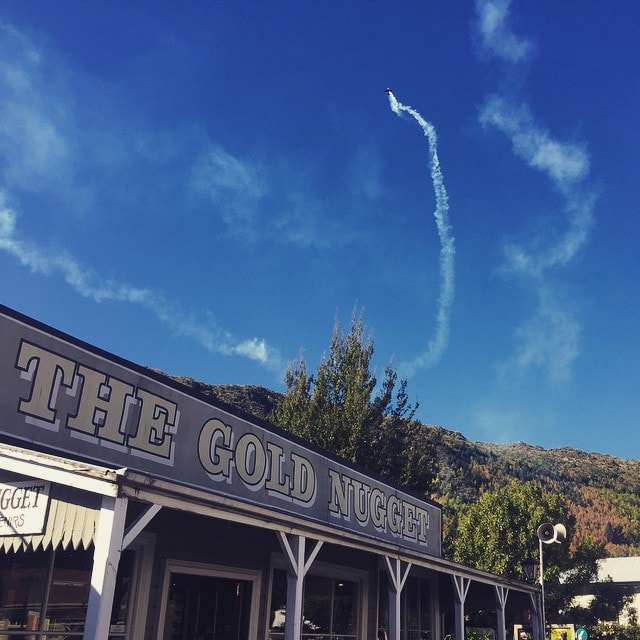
[174,378,640,558]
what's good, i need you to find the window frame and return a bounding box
[267,552,369,640]
[123,532,155,640]
[376,562,439,640]
[155,559,262,640]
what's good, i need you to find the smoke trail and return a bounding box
[386,91,455,373]
[0,193,283,373]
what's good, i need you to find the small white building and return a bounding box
[572,557,640,625]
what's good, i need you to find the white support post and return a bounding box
[494,585,509,640]
[83,495,128,640]
[384,556,412,640]
[452,575,470,640]
[538,537,546,640]
[276,532,323,640]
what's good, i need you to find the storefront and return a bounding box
[0,305,542,640]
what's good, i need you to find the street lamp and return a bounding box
[536,523,567,640]
[521,556,538,582]
[521,556,539,640]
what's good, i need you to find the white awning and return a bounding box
[0,481,101,553]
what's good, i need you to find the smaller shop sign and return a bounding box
[550,625,575,640]
[0,480,50,536]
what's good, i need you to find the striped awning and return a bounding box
[0,481,101,553]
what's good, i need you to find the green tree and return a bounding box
[588,578,635,624]
[561,537,602,586]
[553,538,605,625]
[451,480,572,579]
[270,311,418,473]
[373,414,438,491]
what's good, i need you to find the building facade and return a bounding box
[0,305,541,640]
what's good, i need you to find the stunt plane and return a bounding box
[384,88,393,94]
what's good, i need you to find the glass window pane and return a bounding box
[1,546,136,637]
[378,570,389,639]
[108,549,135,638]
[45,548,92,634]
[0,549,49,631]
[269,569,287,637]
[333,580,356,634]
[269,569,359,639]
[403,577,431,640]
[303,575,332,634]
[378,572,431,640]
[163,572,252,640]
[419,579,430,629]
[405,577,420,630]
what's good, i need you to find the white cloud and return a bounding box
[234,338,281,367]
[479,96,590,193]
[0,21,288,375]
[482,95,595,281]
[474,1,596,385]
[506,295,580,384]
[387,92,455,374]
[191,145,269,238]
[190,142,360,249]
[0,22,72,191]
[473,404,532,445]
[349,145,383,201]
[273,190,324,247]
[0,191,284,372]
[475,0,533,64]
[0,198,16,236]
[0,18,378,379]
[0,192,152,302]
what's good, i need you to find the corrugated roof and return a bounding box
[0,482,101,553]
[596,557,640,584]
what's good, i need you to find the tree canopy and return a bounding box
[270,311,427,486]
[451,480,572,579]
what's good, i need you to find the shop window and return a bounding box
[157,561,262,640]
[404,575,431,638]
[377,572,432,640]
[0,546,135,639]
[268,568,359,639]
[161,573,252,640]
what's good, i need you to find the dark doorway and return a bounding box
[163,572,252,640]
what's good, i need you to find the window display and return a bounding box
[269,568,358,639]
[0,547,133,639]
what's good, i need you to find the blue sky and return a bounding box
[1,1,638,459]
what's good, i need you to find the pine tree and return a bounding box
[271,310,417,472]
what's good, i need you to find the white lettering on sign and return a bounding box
[197,418,317,505]
[15,341,178,463]
[7,329,439,554]
[0,480,50,536]
[327,469,430,546]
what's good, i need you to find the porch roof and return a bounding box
[1,442,539,596]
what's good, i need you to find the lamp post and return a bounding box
[536,523,567,640]
[521,556,540,640]
[538,532,547,638]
